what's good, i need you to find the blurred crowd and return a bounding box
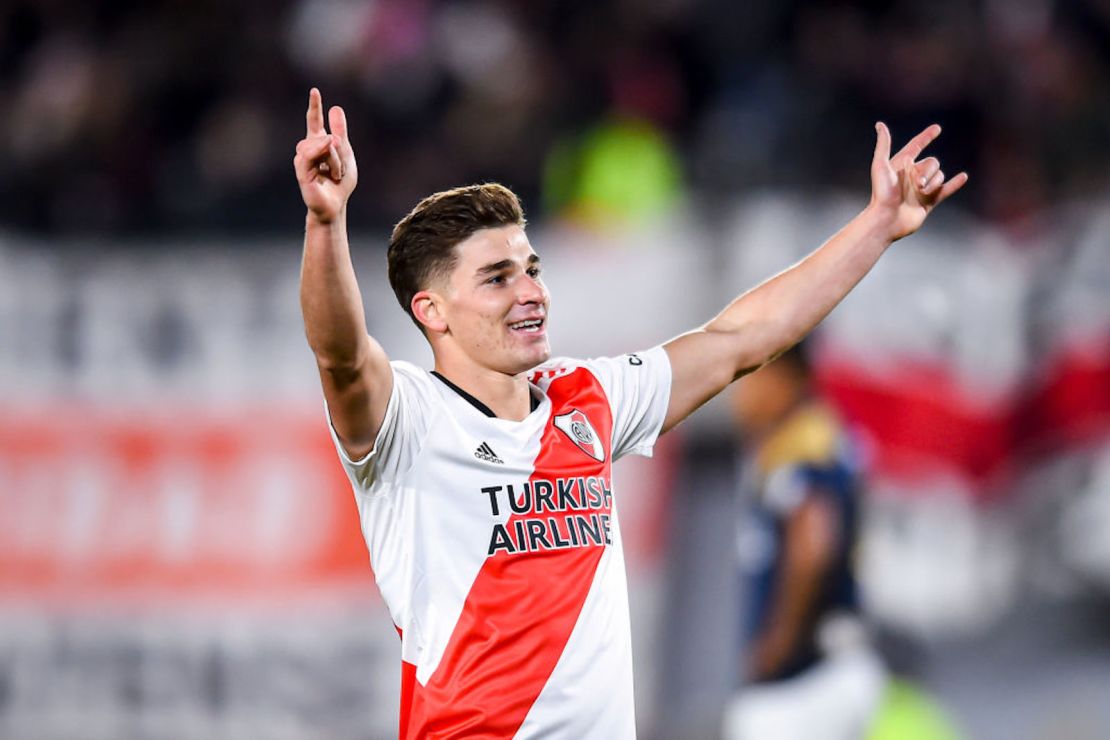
[1,0,1108,237]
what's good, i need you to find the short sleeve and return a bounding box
[325,361,438,496]
[584,345,672,460]
[762,465,809,515]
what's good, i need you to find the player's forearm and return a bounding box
[300,211,371,367]
[764,570,821,652]
[751,552,828,678]
[706,205,896,374]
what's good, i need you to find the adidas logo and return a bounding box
[474,442,504,465]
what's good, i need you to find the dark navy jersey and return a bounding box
[734,404,862,683]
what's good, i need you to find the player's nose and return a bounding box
[517,274,547,305]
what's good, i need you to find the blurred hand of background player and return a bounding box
[294,88,358,224]
[869,122,968,241]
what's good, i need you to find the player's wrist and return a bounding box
[306,206,347,229]
[859,201,901,245]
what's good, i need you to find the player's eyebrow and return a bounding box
[475,254,540,276]
[476,259,513,276]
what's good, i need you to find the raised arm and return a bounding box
[296,88,392,459]
[661,123,968,432]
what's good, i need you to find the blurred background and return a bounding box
[1,0,1109,738]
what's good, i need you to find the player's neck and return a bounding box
[432,358,533,421]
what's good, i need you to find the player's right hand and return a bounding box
[294,88,358,224]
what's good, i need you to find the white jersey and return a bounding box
[328,346,671,739]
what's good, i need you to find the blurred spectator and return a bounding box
[1,0,1106,237]
[543,116,683,227]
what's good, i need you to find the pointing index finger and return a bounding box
[306,88,325,136]
[873,122,891,166]
[892,124,941,168]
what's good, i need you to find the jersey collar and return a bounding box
[431,371,540,419]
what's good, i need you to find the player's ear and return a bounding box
[412,290,448,334]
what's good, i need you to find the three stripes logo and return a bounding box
[474,442,505,465]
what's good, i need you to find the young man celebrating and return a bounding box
[294,87,966,738]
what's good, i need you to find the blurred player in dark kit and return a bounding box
[723,343,885,739]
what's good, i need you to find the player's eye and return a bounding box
[527,266,541,278]
[486,274,505,285]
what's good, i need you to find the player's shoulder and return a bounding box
[388,359,442,398]
[527,356,583,385]
[526,354,625,386]
[528,349,666,389]
[390,359,432,381]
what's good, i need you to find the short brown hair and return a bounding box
[387,183,526,329]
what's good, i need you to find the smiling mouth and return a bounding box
[508,318,545,333]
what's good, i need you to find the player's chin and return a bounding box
[532,342,552,365]
[507,341,550,373]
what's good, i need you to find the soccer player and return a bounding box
[293,87,966,738]
[722,343,884,740]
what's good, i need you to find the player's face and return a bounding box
[442,225,551,375]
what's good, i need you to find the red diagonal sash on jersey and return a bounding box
[402,368,613,738]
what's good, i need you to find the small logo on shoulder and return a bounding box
[475,442,505,464]
[553,409,606,462]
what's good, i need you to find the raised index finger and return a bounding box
[873,122,892,167]
[306,87,325,136]
[891,124,941,168]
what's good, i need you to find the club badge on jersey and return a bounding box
[554,409,606,462]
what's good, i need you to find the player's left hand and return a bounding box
[869,122,968,241]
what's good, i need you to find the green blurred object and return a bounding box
[868,678,964,740]
[542,117,682,225]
